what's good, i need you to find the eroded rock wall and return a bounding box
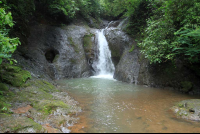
[13,23,98,80]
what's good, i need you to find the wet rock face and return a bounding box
[104,20,140,84]
[113,48,140,84]
[13,24,98,80]
[104,28,129,62]
[82,33,99,75]
[137,56,200,94]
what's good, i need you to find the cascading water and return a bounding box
[92,29,115,79]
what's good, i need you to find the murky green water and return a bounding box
[57,77,200,133]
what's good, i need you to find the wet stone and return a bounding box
[171,99,200,121]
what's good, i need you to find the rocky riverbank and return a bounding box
[0,66,81,133]
[0,64,82,133]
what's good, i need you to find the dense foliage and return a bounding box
[0,0,20,65]
[76,0,101,19]
[124,0,151,35]
[5,0,101,23]
[138,0,200,64]
[100,0,127,19]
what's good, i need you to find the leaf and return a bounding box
[10,60,13,65]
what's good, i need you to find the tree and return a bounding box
[100,0,127,19]
[0,0,20,64]
[138,0,200,64]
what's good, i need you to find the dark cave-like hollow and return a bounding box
[45,48,59,63]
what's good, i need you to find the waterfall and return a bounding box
[93,29,115,79]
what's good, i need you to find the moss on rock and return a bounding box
[0,64,31,87]
[83,34,94,48]
[171,99,200,121]
[180,81,193,93]
[107,40,121,58]
[53,54,59,63]
[68,37,79,53]
[22,79,57,92]
[0,114,46,133]
[83,33,95,60]
[0,83,9,91]
[33,100,70,115]
[13,79,59,104]
[129,45,135,53]
[15,87,53,104]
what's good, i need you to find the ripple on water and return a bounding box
[57,78,200,133]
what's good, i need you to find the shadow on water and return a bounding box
[57,77,200,133]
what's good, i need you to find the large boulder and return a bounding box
[104,28,133,66]
[104,21,140,84]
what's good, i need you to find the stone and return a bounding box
[171,99,200,121]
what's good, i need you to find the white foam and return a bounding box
[90,75,116,81]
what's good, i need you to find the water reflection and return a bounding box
[57,78,200,133]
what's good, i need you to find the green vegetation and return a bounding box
[0,63,31,87]
[53,54,59,63]
[83,34,94,47]
[180,81,193,93]
[138,0,200,64]
[100,0,127,19]
[68,37,79,53]
[129,45,135,53]
[0,64,31,114]
[0,113,46,133]
[33,100,69,115]
[77,0,101,19]
[0,0,20,65]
